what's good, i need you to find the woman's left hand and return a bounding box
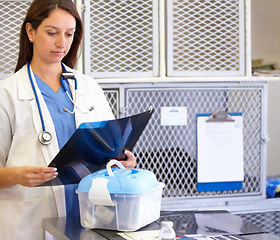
[119,150,136,169]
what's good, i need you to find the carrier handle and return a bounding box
[106,159,125,177]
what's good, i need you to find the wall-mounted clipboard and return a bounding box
[196,110,244,192]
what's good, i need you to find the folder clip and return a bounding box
[206,109,235,122]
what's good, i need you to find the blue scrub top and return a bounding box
[35,74,80,217]
[34,74,76,149]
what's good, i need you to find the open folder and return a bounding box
[41,107,154,186]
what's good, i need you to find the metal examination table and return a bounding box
[43,211,280,240]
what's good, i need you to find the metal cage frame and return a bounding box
[101,81,268,210]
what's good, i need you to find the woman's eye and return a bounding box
[48,32,56,36]
[66,33,74,37]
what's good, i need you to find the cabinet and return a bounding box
[0,0,252,80]
[166,0,245,77]
[0,0,271,209]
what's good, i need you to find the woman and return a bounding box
[0,0,136,239]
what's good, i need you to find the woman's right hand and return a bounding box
[0,166,58,188]
[13,166,58,187]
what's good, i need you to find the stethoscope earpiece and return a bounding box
[38,131,52,145]
[62,72,75,80]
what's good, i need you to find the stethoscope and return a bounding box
[27,61,94,145]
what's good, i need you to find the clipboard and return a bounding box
[196,110,244,192]
[40,107,154,186]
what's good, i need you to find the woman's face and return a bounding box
[26,8,76,66]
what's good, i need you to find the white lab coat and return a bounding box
[0,64,114,240]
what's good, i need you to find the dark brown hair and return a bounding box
[15,0,83,72]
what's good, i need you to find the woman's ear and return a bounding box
[25,23,35,42]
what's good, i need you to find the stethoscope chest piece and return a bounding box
[38,131,52,145]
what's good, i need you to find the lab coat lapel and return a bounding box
[62,64,88,127]
[17,65,60,166]
[17,65,67,219]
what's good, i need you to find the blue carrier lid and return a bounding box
[77,168,158,194]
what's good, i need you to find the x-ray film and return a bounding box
[40,108,154,186]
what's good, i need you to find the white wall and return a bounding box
[251,0,280,176]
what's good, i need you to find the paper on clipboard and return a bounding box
[197,112,244,192]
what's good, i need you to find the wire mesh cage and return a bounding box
[83,0,159,78]
[167,0,245,77]
[236,211,280,236]
[102,82,267,201]
[103,89,119,118]
[0,0,32,79]
[0,0,159,79]
[0,0,246,79]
